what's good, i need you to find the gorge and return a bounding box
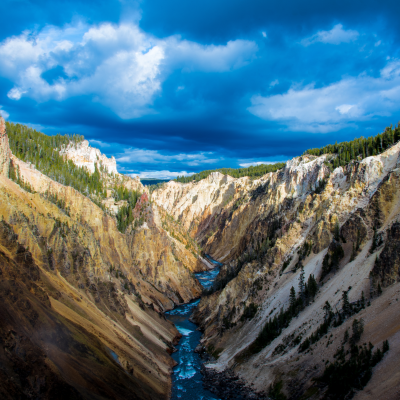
[1,116,400,399]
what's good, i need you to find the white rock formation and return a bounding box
[60,140,118,174]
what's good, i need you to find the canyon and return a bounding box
[152,145,400,399]
[1,116,400,399]
[0,118,208,399]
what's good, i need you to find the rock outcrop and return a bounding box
[0,116,10,177]
[60,139,118,174]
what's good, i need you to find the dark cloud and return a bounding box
[139,0,400,42]
[0,0,122,40]
[1,0,400,176]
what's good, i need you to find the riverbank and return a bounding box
[166,256,265,400]
[165,266,221,400]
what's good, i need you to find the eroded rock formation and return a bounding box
[154,144,400,399]
[0,120,205,399]
[0,117,10,177]
[60,139,118,175]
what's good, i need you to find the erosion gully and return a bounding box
[165,256,222,400]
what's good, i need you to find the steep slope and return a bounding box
[155,144,400,399]
[0,117,205,399]
[9,151,202,309]
[0,116,10,176]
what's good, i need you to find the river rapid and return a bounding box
[165,257,222,400]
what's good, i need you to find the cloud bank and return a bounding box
[0,22,257,119]
[248,60,400,133]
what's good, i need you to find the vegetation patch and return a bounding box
[299,289,366,352]
[319,338,389,399]
[304,124,400,166]
[237,268,318,356]
[175,162,285,183]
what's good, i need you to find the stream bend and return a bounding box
[165,258,221,400]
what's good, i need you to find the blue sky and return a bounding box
[1,0,400,179]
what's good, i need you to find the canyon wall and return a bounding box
[155,146,400,399]
[0,117,204,399]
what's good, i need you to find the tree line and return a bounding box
[7,122,105,198]
[6,122,140,232]
[304,123,400,168]
[174,163,286,183]
[175,122,400,184]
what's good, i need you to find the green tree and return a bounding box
[323,301,332,322]
[289,286,296,310]
[342,290,350,316]
[299,266,305,301]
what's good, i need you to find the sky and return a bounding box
[1,0,400,179]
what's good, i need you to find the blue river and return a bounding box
[165,257,222,400]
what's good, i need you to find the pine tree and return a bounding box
[299,266,305,301]
[377,283,382,296]
[342,290,350,316]
[343,328,349,343]
[323,301,332,322]
[350,318,364,344]
[334,220,340,241]
[289,286,296,312]
[307,274,318,298]
[360,291,365,309]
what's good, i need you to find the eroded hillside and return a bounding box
[0,117,207,399]
[154,141,400,399]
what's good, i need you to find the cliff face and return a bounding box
[0,117,10,177]
[60,139,118,175]
[8,153,202,309]
[0,120,204,399]
[152,172,238,239]
[155,146,400,399]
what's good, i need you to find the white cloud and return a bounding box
[8,87,26,100]
[335,104,354,114]
[261,32,267,38]
[0,106,9,119]
[136,170,194,179]
[270,79,279,87]
[301,24,359,46]
[89,139,110,148]
[248,59,400,133]
[0,22,257,119]
[165,38,258,72]
[116,147,221,166]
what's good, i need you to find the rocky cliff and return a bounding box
[0,117,205,399]
[60,139,118,175]
[0,117,10,176]
[155,145,400,399]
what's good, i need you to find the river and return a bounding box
[165,257,222,400]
